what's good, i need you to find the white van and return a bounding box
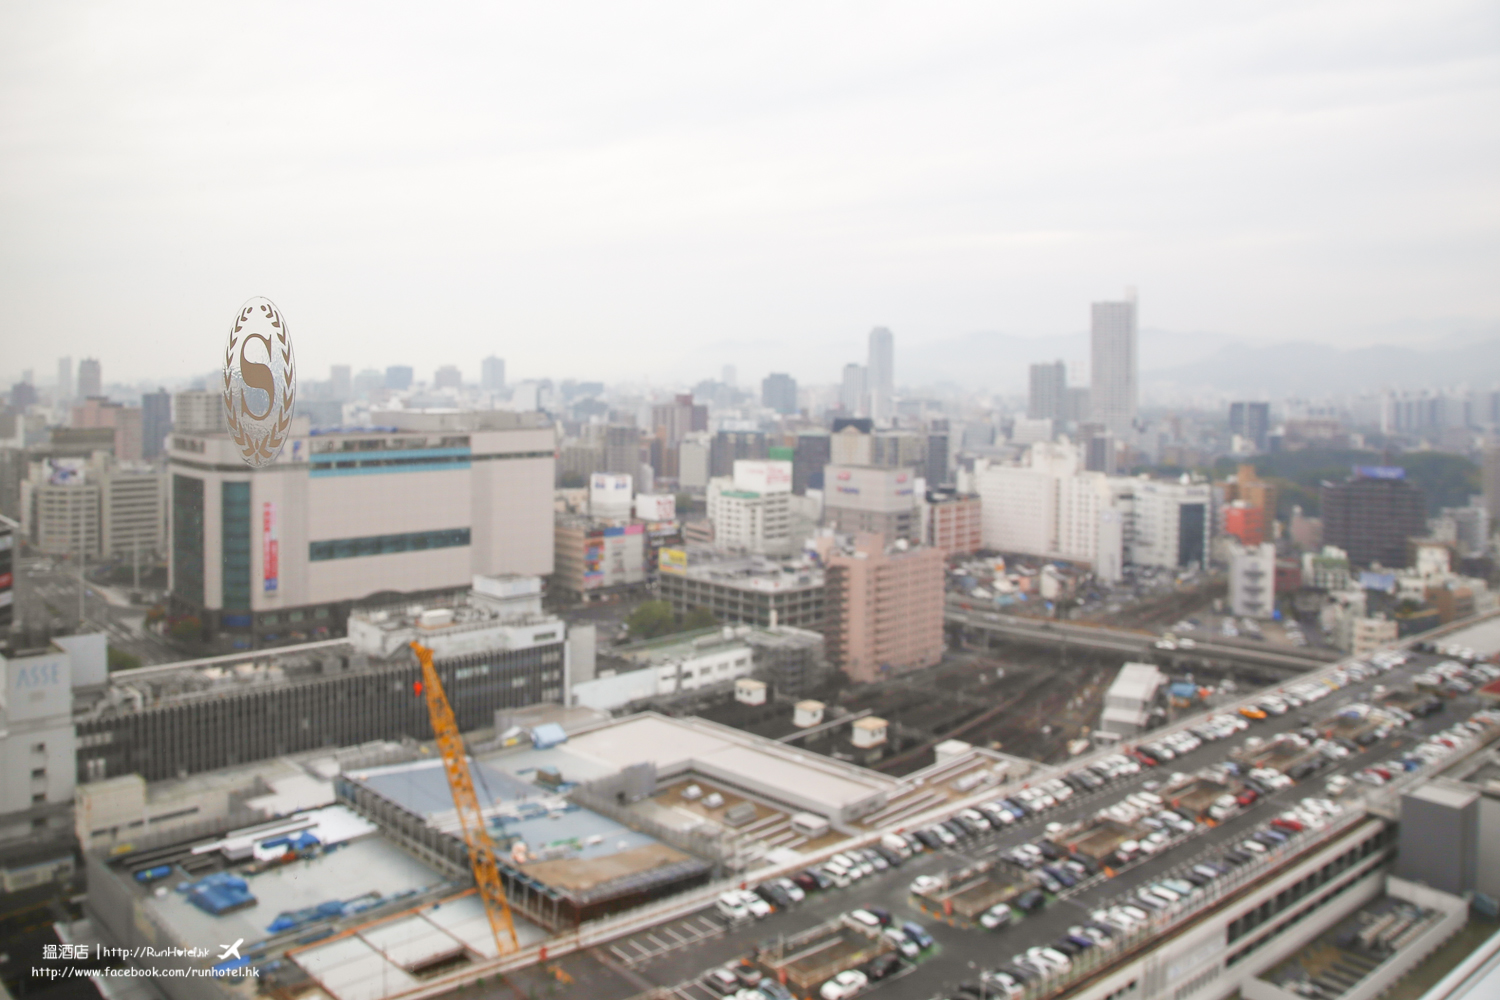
[716,892,750,922]
[881,833,913,859]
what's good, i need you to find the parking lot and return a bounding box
[493,644,1498,1000]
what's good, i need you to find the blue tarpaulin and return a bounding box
[530,723,568,749]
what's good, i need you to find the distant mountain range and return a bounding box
[1143,338,1500,398]
[898,324,1500,397]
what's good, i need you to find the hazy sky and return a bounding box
[2,1,1497,388]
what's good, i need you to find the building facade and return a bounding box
[822,535,944,683]
[706,460,794,556]
[1090,293,1137,435]
[1229,541,1276,618]
[822,464,919,543]
[168,410,554,645]
[761,373,798,415]
[76,636,563,784]
[1028,360,1067,421]
[1321,470,1428,568]
[553,516,646,600]
[925,489,982,557]
[657,551,826,630]
[867,327,894,423]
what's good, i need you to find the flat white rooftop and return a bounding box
[555,713,900,823]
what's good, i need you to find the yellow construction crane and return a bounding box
[410,641,520,954]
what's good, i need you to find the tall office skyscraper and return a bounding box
[141,389,172,459]
[761,373,798,415]
[1028,360,1067,421]
[867,327,894,423]
[1090,290,1137,435]
[77,358,102,399]
[1229,401,1271,451]
[481,356,506,392]
[385,365,414,390]
[329,364,352,400]
[841,364,868,416]
[57,357,73,401]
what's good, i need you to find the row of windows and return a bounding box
[309,528,471,561]
[1226,825,1393,958]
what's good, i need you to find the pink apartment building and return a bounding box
[926,490,982,557]
[822,533,945,684]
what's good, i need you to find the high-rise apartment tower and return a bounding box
[1090,291,1137,435]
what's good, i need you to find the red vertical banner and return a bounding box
[263,501,278,593]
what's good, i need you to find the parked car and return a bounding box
[703,968,741,995]
[980,903,1014,930]
[865,952,902,980]
[819,969,868,1000]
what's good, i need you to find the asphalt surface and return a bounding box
[492,646,1491,1000]
[11,555,180,664]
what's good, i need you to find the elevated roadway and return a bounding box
[945,604,1341,676]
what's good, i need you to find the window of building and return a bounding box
[31,768,46,780]
[222,481,251,610]
[309,527,471,561]
[171,474,204,606]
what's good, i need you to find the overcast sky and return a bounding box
[2,1,1497,389]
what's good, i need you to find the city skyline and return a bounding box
[2,3,1497,385]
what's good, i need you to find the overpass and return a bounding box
[945,604,1341,676]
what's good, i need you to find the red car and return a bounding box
[1271,816,1304,833]
[1235,789,1259,807]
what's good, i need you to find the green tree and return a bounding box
[625,601,676,640]
[107,646,142,671]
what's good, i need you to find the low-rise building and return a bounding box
[1099,661,1163,737]
[823,464,920,544]
[706,459,795,556]
[553,515,646,601]
[657,549,826,630]
[925,488,982,557]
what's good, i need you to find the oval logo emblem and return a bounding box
[222,297,296,468]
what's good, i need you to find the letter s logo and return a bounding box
[239,334,275,420]
[222,297,296,468]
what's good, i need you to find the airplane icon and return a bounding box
[217,939,243,961]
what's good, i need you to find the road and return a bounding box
[946,606,1339,676]
[495,645,1487,1000]
[11,555,182,665]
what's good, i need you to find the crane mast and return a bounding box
[410,641,520,954]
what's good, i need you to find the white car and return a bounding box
[733,889,771,918]
[820,969,868,1000]
[774,877,805,902]
[716,892,751,921]
[909,874,943,895]
[846,908,882,930]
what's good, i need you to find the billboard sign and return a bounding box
[733,460,792,495]
[0,527,11,627]
[1352,465,1405,480]
[634,493,676,521]
[659,547,688,576]
[262,501,279,593]
[46,458,87,485]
